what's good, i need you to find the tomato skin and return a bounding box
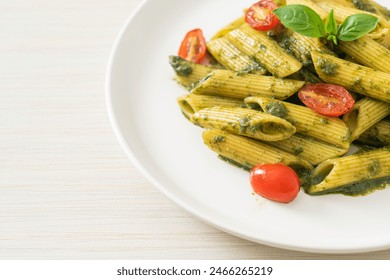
[178,28,206,63]
[298,83,355,117]
[245,0,280,31]
[250,164,300,203]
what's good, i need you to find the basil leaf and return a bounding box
[338,14,379,41]
[274,5,326,38]
[325,9,338,36]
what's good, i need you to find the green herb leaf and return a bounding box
[338,14,380,41]
[273,4,326,38]
[325,9,338,36]
[327,34,338,45]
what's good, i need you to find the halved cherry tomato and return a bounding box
[298,83,355,117]
[250,164,300,203]
[178,28,206,63]
[245,0,280,31]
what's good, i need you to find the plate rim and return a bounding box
[105,0,390,255]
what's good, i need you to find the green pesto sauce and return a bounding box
[218,155,252,172]
[213,135,226,144]
[189,73,213,91]
[342,130,352,143]
[318,58,339,76]
[289,164,312,188]
[169,56,193,77]
[299,69,323,84]
[236,62,266,76]
[353,0,376,13]
[239,116,251,133]
[265,101,288,118]
[293,146,304,155]
[367,159,382,177]
[320,117,329,125]
[310,177,390,197]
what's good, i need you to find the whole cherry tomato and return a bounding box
[250,164,300,203]
[298,83,355,117]
[178,28,206,63]
[245,0,280,31]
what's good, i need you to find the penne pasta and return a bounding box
[202,129,313,179]
[316,0,389,27]
[307,147,390,196]
[343,97,390,141]
[311,51,390,103]
[211,16,245,40]
[207,37,267,74]
[286,0,328,18]
[177,94,245,120]
[190,69,305,100]
[191,106,296,141]
[245,96,351,148]
[169,56,215,89]
[226,24,302,77]
[267,134,349,165]
[339,35,390,74]
[357,119,390,147]
[277,29,334,69]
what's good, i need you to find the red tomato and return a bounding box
[245,0,280,31]
[178,28,206,63]
[250,164,300,203]
[298,83,355,117]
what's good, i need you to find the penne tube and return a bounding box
[267,134,349,165]
[211,16,246,40]
[207,37,267,74]
[202,129,313,180]
[357,120,390,147]
[226,24,302,77]
[312,51,390,103]
[191,107,296,141]
[307,147,390,196]
[286,0,328,19]
[339,35,390,74]
[177,94,245,120]
[245,96,351,148]
[190,69,305,100]
[343,98,390,141]
[278,29,334,69]
[343,0,389,17]
[169,56,215,89]
[316,1,389,27]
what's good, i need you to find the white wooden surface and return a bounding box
[0,0,390,259]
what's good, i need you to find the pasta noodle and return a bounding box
[207,37,267,74]
[307,147,390,196]
[177,94,245,120]
[226,24,302,77]
[190,69,305,100]
[202,129,313,178]
[244,96,351,148]
[339,35,390,74]
[311,51,390,103]
[343,97,390,141]
[191,106,296,141]
[170,0,390,199]
[357,120,390,147]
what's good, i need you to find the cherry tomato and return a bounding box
[245,0,280,31]
[298,83,355,117]
[178,28,206,63]
[250,164,300,203]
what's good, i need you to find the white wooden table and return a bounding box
[0,0,389,259]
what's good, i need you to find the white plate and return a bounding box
[106,0,390,253]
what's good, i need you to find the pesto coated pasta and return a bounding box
[170,0,390,200]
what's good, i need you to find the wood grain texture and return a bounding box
[0,0,390,259]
